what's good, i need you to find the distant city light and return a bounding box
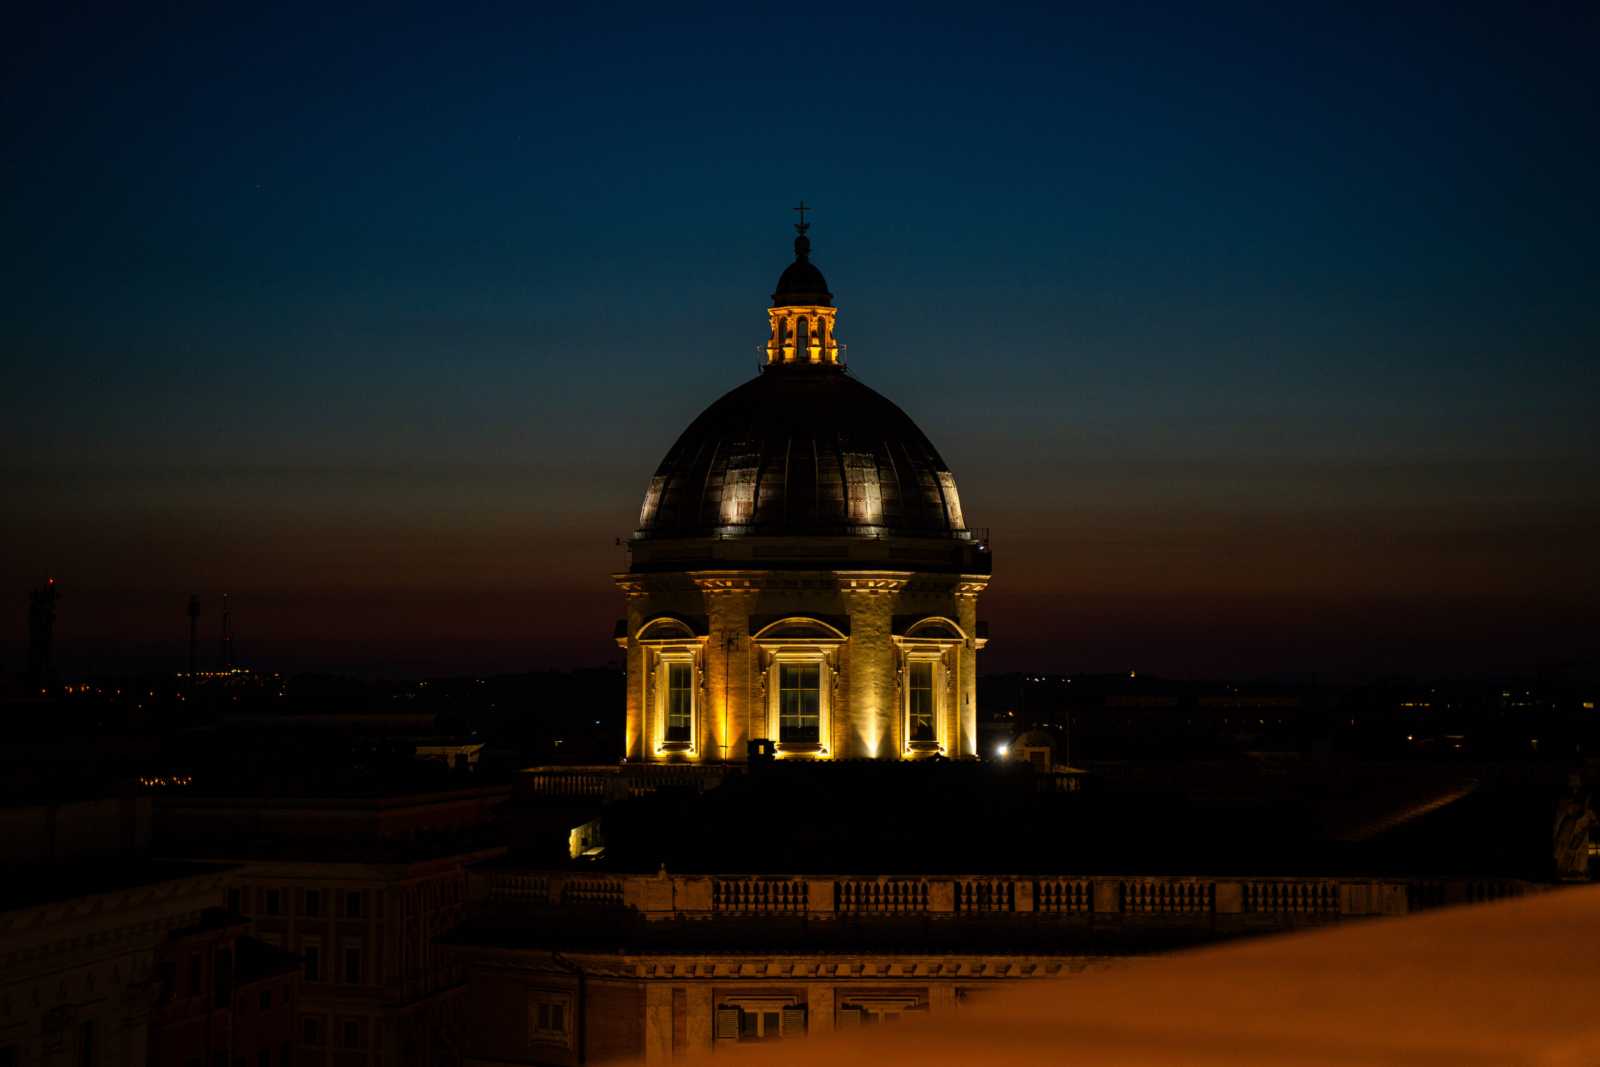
[996,744,1009,758]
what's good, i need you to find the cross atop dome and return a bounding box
[771,203,833,311]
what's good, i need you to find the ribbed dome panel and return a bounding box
[636,365,965,539]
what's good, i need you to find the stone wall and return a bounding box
[618,568,986,764]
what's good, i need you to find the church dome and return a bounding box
[636,363,967,540]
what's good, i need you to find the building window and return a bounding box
[263,889,281,915]
[342,1020,361,1049]
[227,888,242,914]
[213,948,232,1009]
[302,943,320,982]
[259,990,272,1010]
[665,661,692,743]
[302,1016,324,1047]
[303,889,321,916]
[778,663,820,744]
[908,660,936,743]
[837,996,924,1025]
[715,1004,805,1042]
[343,945,362,985]
[344,891,363,919]
[257,1051,270,1067]
[529,993,574,1048]
[77,1020,94,1067]
[532,1002,565,1038]
[189,954,202,995]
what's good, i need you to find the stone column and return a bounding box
[643,984,673,1065]
[807,985,836,1035]
[617,577,650,762]
[695,576,759,762]
[837,573,908,759]
[687,985,714,1053]
[954,578,987,759]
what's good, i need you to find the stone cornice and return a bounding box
[453,948,1112,981]
[613,573,654,598]
[688,572,765,595]
[954,574,991,598]
[834,571,913,595]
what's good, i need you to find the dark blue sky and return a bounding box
[5,2,1597,678]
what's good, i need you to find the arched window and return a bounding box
[896,618,966,755]
[636,616,706,757]
[752,617,846,757]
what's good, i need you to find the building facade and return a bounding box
[618,221,990,764]
[0,798,235,1067]
[148,909,299,1067]
[156,786,510,1067]
[445,864,1534,1066]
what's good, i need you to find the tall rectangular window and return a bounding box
[343,946,362,985]
[665,662,692,743]
[303,944,320,982]
[779,663,820,744]
[908,661,935,743]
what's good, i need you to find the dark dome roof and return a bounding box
[636,364,967,540]
[771,233,832,307]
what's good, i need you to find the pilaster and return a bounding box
[692,574,762,762]
[953,575,989,758]
[836,572,910,759]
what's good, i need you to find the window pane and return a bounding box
[909,661,935,742]
[666,662,692,742]
[779,664,820,743]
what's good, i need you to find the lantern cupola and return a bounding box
[766,202,842,366]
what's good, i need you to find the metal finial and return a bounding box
[793,200,811,234]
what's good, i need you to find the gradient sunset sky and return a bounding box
[5,3,1597,679]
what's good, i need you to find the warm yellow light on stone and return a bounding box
[615,223,991,765]
[767,305,841,366]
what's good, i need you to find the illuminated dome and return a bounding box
[616,211,991,766]
[635,363,966,539]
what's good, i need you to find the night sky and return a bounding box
[5,3,1597,680]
